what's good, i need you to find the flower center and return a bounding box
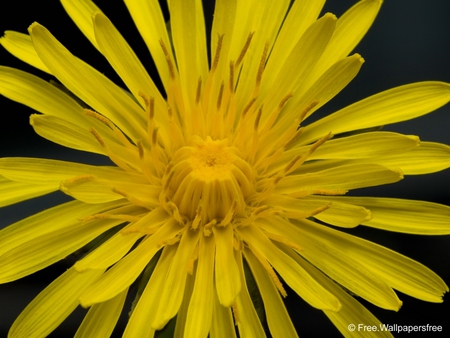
[161,136,255,227]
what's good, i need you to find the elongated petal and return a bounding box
[0,66,85,125]
[60,0,102,50]
[210,288,237,338]
[80,219,181,307]
[29,23,148,143]
[124,0,173,89]
[184,234,215,338]
[275,163,403,194]
[237,224,341,311]
[152,227,200,329]
[326,196,450,235]
[305,0,382,85]
[170,0,208,108]
[299,82,450,145]
[295,218,448,302]
[74,288,128,338]
[259,217,402,310]
[0,157,146,185]
[0,31,50,73]
[263,0,325,85]
[282,247,394,338]
[264,194,371,228]
[9,268,104,338]
[244,248,298,338]
[0,216,124,283]
[234,250,267,337]
[213,224,241,306]
[0,200,125,258]
[260,13,337,122]
[92,11,169,142]
[359,141,450,175]
[123,245,177,338]
[31,114,104,154]
[0,176,56,207]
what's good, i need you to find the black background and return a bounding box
[1,1,449,336]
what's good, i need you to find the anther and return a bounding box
[159,39,176,80]
[211,34,224,72]
[241,97,257,118]
[217,81,225,111]
[235,32,254,68]
[255,41,269,88]
[229,61,235,92]
[195,77,202,105]
[299,100,319,122]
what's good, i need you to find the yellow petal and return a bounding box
[0,216,124,283]
[329,196,450,235]
[296,218,449,303]
[263,0,325,86]
[184,234,215,337]
[237,224,341,311]
[0,176,56,208]
[263,218,402,310]
[210,288,237,338]
[80,219,182,307]
[74,288,128,338]
[9,268,104,338]
[283,248,394,338]
[0,157,146,185]
[213,224,241,306]
[0,31,50,73]
[0,200,125,258]
[275,163,403,194]
[170,0,208,109]
[305,0,382,85]
[92,11,169,143]
[264,194,371,228]
[299,82,450,145]
[0,66,85,125]
[30,114,104,154]
[152,227,200,329]
[244,248,298,338]
[60,0,102,50]
[233,0,290,109]
[233,250,267,338]
[259,13,337,124]
[29,23,148,143]
[124,0,173,89]
[360,141,450,175]
[123,245,177,338]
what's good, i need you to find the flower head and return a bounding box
[1,0,450,337]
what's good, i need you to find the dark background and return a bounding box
[1,0,450,336]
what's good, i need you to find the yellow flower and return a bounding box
[1,0,450,337]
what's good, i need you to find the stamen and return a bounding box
[229,61,235,93]
[90,128,132,171]
[137,141,159,185]
[241,97,257,118]
[299,100,319,123]
[166,201,186,225]
[248,247,287,297]
[216,81,225,111]
[159,39,176,80]
[255,41,269,90]
[219,200,237,227]
[235,32,255,68]
[81,213,141,223]
[203,219,217,236]
[113,188,153,209]
[85,109,136,150]
[211,34,224,73]
[286,132,333,174]
[191,204,202,230]
[195,77,202,105]
[261,93,293,134]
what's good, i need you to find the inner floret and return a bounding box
[160,136,255,227]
